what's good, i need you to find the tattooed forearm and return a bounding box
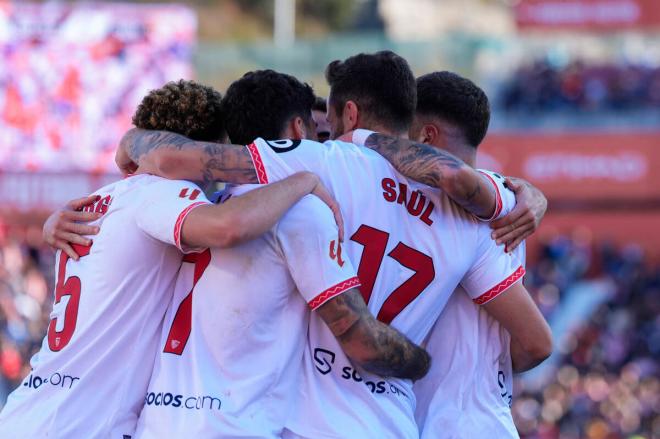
[318,289,430,381]
[119,128,258,185]
[364,133,463,188]
[121,128,190,162]
[364,132,496,219]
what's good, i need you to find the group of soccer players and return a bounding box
[0,50,552,438]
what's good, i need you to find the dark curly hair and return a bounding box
[416,72,490,148]
[325,51,416,133]
[132,80,226,141]
[221,70,316,145]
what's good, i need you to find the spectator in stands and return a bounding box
[502,59,660,114]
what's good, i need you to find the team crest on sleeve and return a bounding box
[329,240,345,267]
[265,139,301,153]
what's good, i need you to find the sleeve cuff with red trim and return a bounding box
[473,266,525,305]
[476,170,503,222]
[174,201,211,253]
[308,277,361,310]
[246,142,269,184]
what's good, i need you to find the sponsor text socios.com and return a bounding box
[144,391,222,410]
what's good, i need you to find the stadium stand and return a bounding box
[501,59,660,113]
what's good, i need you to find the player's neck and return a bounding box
[438,139,476,167]
[358,122,408,139]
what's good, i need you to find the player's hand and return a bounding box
[115,141,138,176]
[490,177,547,253]
[309,177,345,242]
[43,196,102,260]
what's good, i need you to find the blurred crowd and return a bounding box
[0,3,194,172]
[513,236,659,439]
[0,229,54,404]
[501,60,660,113]
[0,230,657,438]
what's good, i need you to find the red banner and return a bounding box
[477,132,660,202]
[515,0,660,30]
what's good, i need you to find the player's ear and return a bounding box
[282,116,305,140]
[291,116,307,140]
[343,100,359,131]
[422,123,440,145]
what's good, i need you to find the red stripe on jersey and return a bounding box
[174,202,208,250]
[308,277,361,310]
[473,265,525,305]
[479,171,503,221]
[246,142,269,184]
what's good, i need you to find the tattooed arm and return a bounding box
[117,128,258,185]
[362,132,497,219]
[317,289,430,380]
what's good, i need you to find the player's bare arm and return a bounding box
[317,289,430,381]
[46,173,343,256]
[491,177,548,252]
[182,171,344,248]
[481,282,553,372]
[118,128,258,185]
[361,132,497,219]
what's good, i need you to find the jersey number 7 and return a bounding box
[351,225,435,324]
[163,250,211,355]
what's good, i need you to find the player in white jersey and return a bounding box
[129,71,429,438]
[116,52,551,438]
[2,81,350,439]
[408,72,550,439]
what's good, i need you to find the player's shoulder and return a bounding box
[323,139,389,160]
[277,195,335,235]
[132,174,204,195]
[284,195,331,221]
[108,175,208,209]
[411,179,483,227]
[256,137,378,157]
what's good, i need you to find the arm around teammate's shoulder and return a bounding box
[356,132,497,219]
[481,282,553,372]
[317,289,431,380]
[181,172,344,249]
[117,128,259,185]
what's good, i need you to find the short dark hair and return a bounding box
[312,96,327,112]
[416,71,490,148]
[221,69,316,145]
[132,80,225,141]
[325,51,416,133]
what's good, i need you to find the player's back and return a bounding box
[414,250,524,439]
[250,139,523,438]
[135,187,359,439]
[414,176,522,439]
[0,174,207,438]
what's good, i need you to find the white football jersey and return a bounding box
[414,174,524,439]
[0,174,209,439]
[247,139,525,439]
[135,186,360,439]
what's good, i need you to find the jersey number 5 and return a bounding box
[163,250,211,355]
[351,225,435,324]
[47,244,91,352]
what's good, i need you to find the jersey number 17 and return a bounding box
[351,224,435,324]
